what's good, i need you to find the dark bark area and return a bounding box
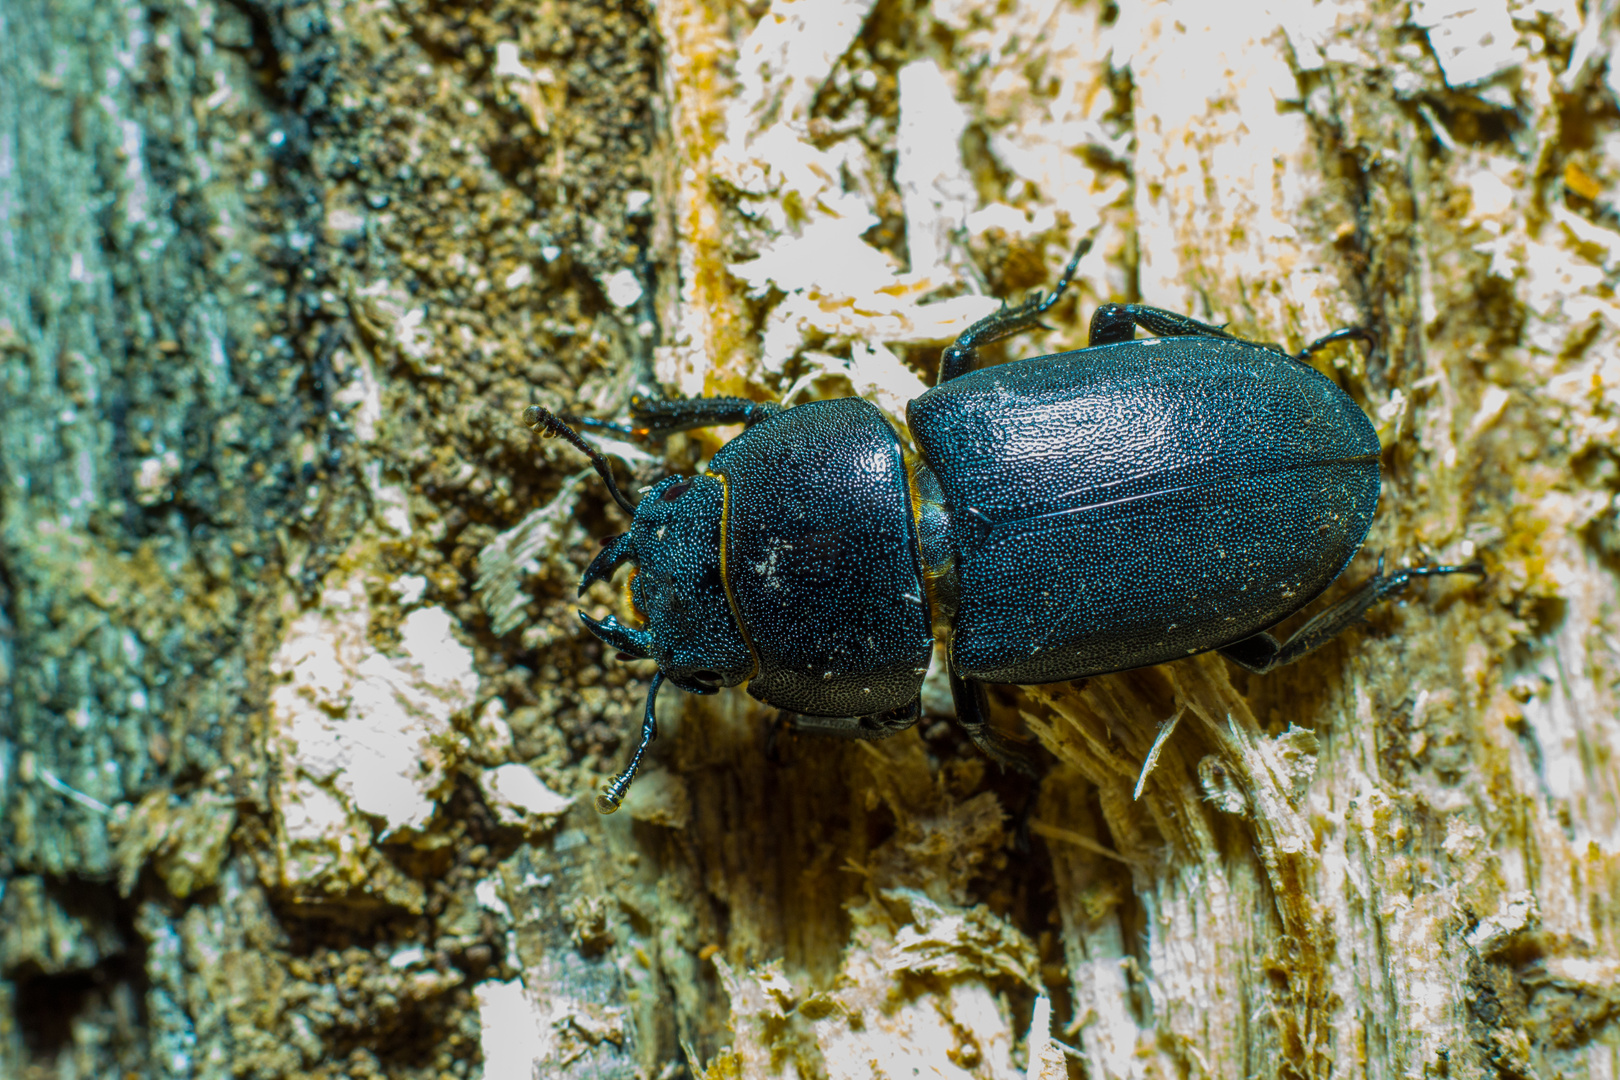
[2,0,662,1075]
[0,0,321,1070]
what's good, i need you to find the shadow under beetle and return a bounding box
[529,238,1482,813]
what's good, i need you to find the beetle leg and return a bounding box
[1219,559,1485,674]
[629,395,784,436]
[1292,325,1376,366]
[1086,306,1380,368]
[565,396,784,441]
[779,699,922,742]
[948,670,1038,777]
[938,235,1093,384]
[1086,303,1238,347]
[568,417,643,437]
[595,671,666,814]
[764,711,794,764]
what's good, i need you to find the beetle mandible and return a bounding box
[529,236,1481,813]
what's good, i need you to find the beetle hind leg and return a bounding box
[1291,325,1376,365]
[1219,558,1485,675]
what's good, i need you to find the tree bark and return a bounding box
[4,0,1619,1079]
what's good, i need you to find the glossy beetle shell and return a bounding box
[709,397,934,717]
[908,336,1380,685]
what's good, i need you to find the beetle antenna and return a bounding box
[524,405,638,516]
[596,671,664,814]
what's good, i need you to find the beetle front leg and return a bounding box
[948,670,1038,776]
[595,671,666,814]
[1219,559,1485,675]
[575,394,784,439]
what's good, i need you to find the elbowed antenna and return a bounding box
[524,405,638,516]
[596,671,665,813]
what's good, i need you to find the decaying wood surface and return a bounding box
[2,0,1618,1078]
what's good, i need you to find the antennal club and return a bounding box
[524,405,637,516]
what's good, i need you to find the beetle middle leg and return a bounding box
[1085,303,1240,347]
[1087,305,1378,368]
[948,670,1038,776]
[777,699,923,743]
[938,235,1093,384]
[1218,558,1485,675]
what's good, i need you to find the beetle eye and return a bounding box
[660,479,694,502]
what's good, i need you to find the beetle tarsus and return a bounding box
[1219,559,1486,675]
[597,671,665,814]
[570,416,643,438]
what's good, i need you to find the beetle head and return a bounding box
[578,473,753,694]
[527,405,756,813]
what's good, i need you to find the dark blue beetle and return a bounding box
[529,240,1479,813]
